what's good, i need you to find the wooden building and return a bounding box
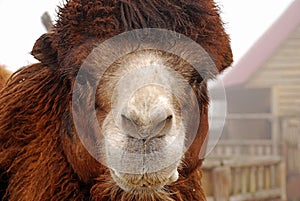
[203,1,300,200]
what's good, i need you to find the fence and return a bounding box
[207,140,275,158]
[202,156,287,201]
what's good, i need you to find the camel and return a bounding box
[0,1,232,200]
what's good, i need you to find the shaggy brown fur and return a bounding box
[0,0,233,200]
[0,65,11,90]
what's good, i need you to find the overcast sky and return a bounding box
[0,0,295,71]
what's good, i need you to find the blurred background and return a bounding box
[0,0,299,200]
[204,1,300,201]
[0,0,294,70]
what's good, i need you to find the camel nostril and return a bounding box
[121,114,131,122]
[166,115,173,121]
[120,99,174,140]
[151,114,173,138]
[142,138,147,143]
[121,114,138,133]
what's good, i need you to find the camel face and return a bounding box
[68,29,213,199]
[95,50,196,192]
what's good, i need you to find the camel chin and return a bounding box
[110,166,179,192]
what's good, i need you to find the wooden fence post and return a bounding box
[212,166,231,201]
[278,162,287,201]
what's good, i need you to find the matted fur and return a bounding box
[0,65,11,90]
[0,0,233,200]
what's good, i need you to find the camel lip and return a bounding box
[109,167,179,193]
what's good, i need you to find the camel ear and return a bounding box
[31,33,58,69]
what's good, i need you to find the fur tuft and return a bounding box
[33,0,232,72]
[0,65,11,90]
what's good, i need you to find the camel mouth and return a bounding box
[110,165,179,192]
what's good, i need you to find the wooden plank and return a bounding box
[249,166,257,193]
[232,167,241,195]
[278,162,287,201]
[241,168,249,194]
[257,166,264,191]
[230,188,282,201]
[251,79,300,87]
[208,140,276,158]
[265,166,271,190]
[270,165,276,188]
[215,140,273,146]
[223,156,281,167]
[272,117,280,155]
[279,109,300,117]
[212,166,231,201]
[279,98,300,103]
[266,146,272,155]
[257,146,264,156]
[202,170,213,197]
[226,113,273,119]
[264,58,300,68]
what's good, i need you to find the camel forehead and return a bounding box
[111,51,169,78]
[99,50,187,99]
[123,51,165,69]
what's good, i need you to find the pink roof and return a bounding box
[222,0,300,87]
